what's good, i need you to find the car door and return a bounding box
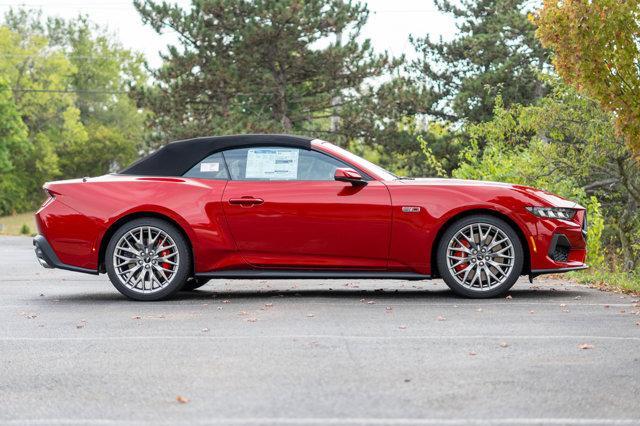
[220,146,392,270]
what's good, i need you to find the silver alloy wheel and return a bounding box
[112,226,179,293]
[446,222,515,291]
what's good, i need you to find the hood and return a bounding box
[390,178,583,209]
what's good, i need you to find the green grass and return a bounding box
[0,212,36,236]
[570,269,640,295]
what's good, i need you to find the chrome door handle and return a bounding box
[228,197,264,206]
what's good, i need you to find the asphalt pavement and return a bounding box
[1,236,639,426]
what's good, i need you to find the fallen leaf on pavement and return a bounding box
[578,343,594,350]
[176,396,189,404]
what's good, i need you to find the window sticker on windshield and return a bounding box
[200,162,220,172]
[246,148,299,179]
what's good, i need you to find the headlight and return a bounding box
[526,206,576,220]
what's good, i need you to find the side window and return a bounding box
[183,152,229,180]
[223,146,350,181]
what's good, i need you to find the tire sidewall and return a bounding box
[105,218,191,301]
[437,215,524,298]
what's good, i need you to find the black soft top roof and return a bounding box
[119,134,313,176]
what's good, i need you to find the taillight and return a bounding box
[41,188,55,208]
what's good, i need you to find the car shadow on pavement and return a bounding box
[40,286,589,304]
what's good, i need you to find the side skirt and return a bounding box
[195,270,431,280]
[529,264,588,281]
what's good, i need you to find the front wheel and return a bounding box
[105,218,191,301]
[437,215,524,298]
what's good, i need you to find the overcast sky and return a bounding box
[0,0,456,67]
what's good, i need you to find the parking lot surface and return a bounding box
[1,236,639,425]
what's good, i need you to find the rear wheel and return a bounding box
[437,215,523,298]
[105,218,191,301]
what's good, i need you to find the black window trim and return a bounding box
[183,144,372,182]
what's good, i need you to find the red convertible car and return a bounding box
[34,134,587,301]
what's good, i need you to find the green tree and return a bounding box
[535,0,640,161]
[0,78,30,215]
[0,9,148,212]
[454,82,640,270]
[410,0,550,123]
[45,15,148,176]
[134,0,399,144]
[0,21,75,208]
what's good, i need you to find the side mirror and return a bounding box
[334,168,366,185]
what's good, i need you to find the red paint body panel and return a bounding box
[35,139,587,277]
[222,180,391,269]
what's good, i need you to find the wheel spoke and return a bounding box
[446,222,514,291]
[113,226,179,294]
[451,237,472,253]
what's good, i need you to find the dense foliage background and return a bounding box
[0,0,638,288]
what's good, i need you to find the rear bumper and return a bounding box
[33,235,98,275]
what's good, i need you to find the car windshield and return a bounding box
[317,141,398,181]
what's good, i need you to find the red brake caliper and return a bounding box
[160,249,171,272]
[454,240,470,272]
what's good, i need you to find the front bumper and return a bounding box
[33,235,97,275]
[529,210,588,276]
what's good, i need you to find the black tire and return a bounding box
[436,215,524,298]
[181,278,210,291]
[105,217,191,301]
